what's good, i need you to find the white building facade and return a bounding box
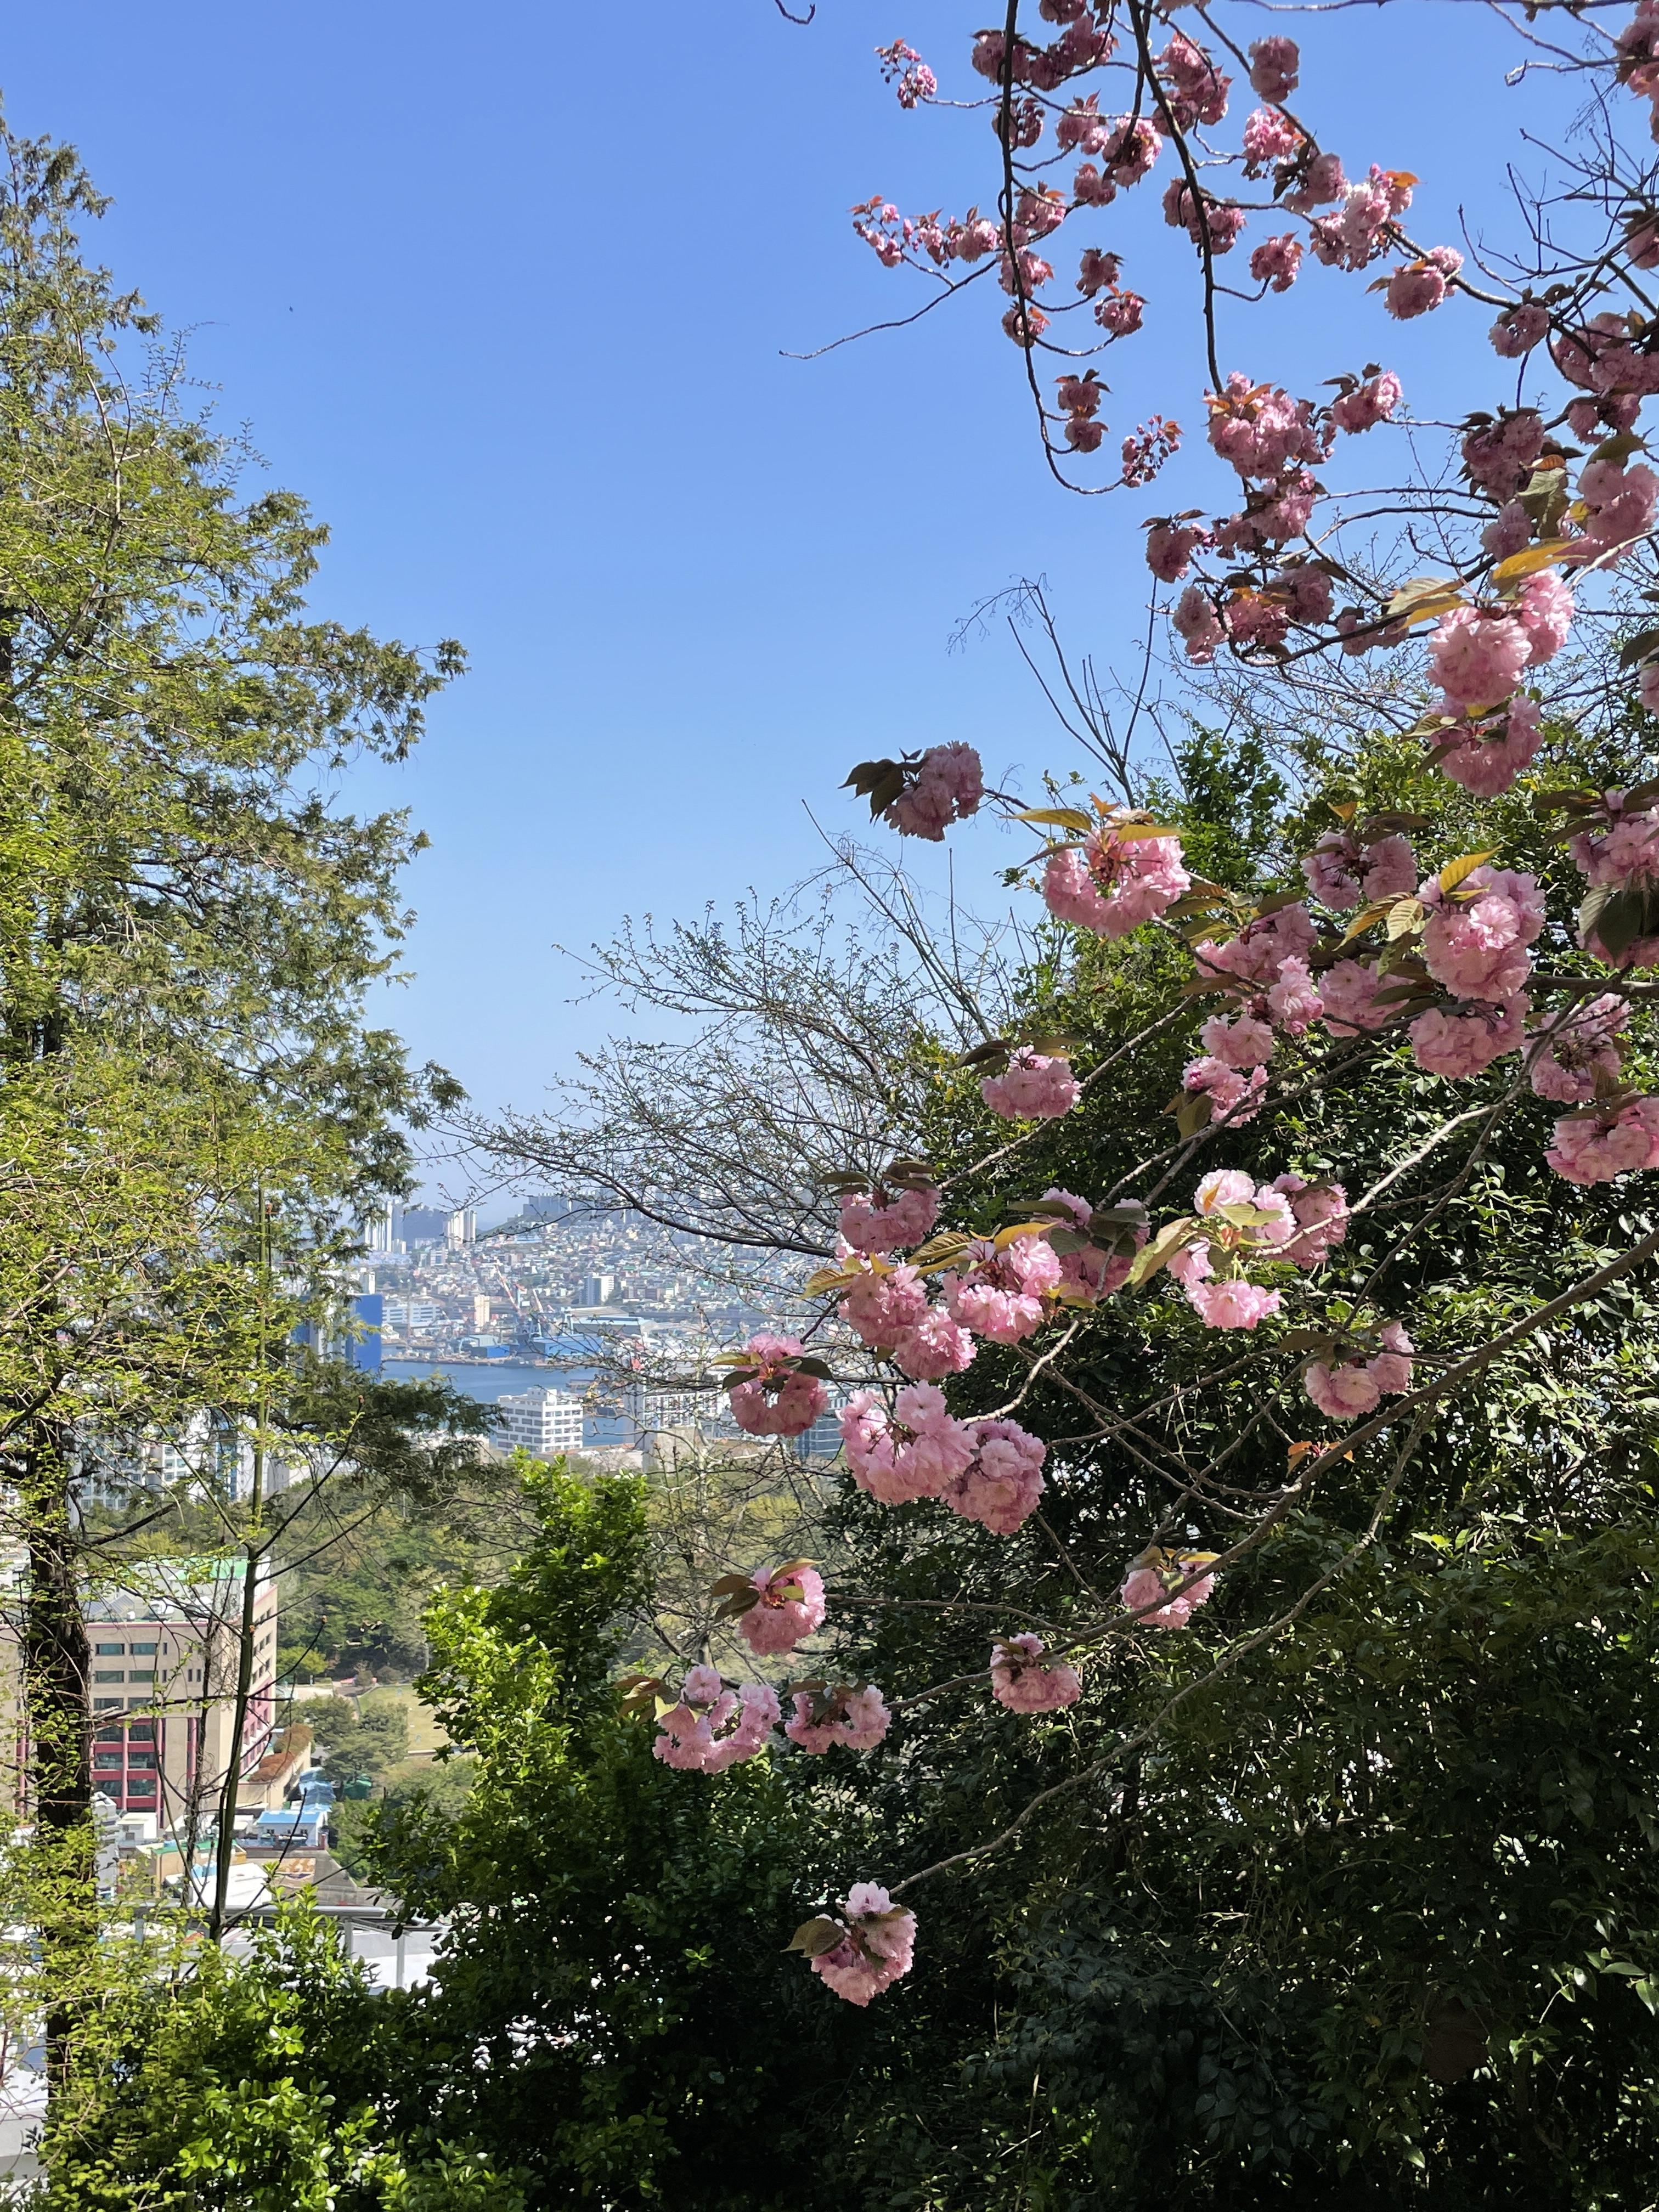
[497,1387,585,1459]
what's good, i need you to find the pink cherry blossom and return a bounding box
[1242,106,1304,171]
[1194,1168,1256,1215]
[1429,607,1532,710]
[1187,1277,1282,1329]
[1158,33,1232,125]
[1267,955,1325,1033]
[1490,302,1549,357]
[786,1681,891,1753]
[1166,1240,1213,1290]
[1096,288,1146,337]
[1530,994,1628,1101]
[1206,374,1327,479]
[945,1233,1061,1344]
[1309,168,1411,272]
[841,1382,977,1505]
[1319,957,1396,1035]
[1195,902,1317,986]
[1283,150,1346,213]
[1199,1011,1276,1068]
[884,743,985,840]
[1182,1056,1268,1124]
[945,1417,1048,1532]
[1271,1173,1350,1267]
[839,1183,939,1254]
[1041,1185,1143,1299]
[840,1261,930,1350]
[1385,246,1462,318]
[1546,1098,1659,1183]
[1173,583,1224,662]
[1248,36,1300,101]
[1301,829,1417,911]
[809,1884,916,2006]
[1482,501,1532,560]
[654,1678,781,1774]
[1368,1321,1415,1396]
[1250,234,1302,292]
[981,1048,1080,1120]
[1278,564,1333,624]
[1042,818,1189,938]
[1145,519,1209,581]
[1462,410,1545,500]
[991,1633,1082,1712]
[891,1306,978,1380]
[1574,460,1659,560]
[1121,1558,1216,1628]
[736,1566,826,1657]
[1434,696,1545,798]
[1164,182,1246,253]
[1421,866,1544,1001]
[1516,570,1575,664]
[1305,1357,1381,1420]
[1408,995,1528,1077]
[1330,370,1402,434]
[1102,115,1162,186]
[729,1334,828,1437]
[1570,792,1659,968]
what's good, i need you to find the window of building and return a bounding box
[92,1670,124,1684]
[126,1696,150,1709]
[93,1697,122,1711]
[93,1753,121,1770]
[127,1722,155,1741]
[127,1750,156,1768]
[93,1642,125,1656]
[129,1642,157,1656]
[126,1671,156,1684]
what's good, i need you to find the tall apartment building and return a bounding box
[496,1386,585,1459]
[0,1557,280,1834]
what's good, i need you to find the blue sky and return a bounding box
[7,3,1577,1138]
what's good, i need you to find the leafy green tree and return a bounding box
[0,103,462,2076]
[310,1692,412,1790]
[35,1904,523,2211]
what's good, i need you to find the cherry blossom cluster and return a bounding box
[1303,1322,1415,1420]
[1144,1166,1350,1331]
[848,3,1659,736]
[774,3,1659,2006]
[726,1333,830,1437]
[990,1632,1082,1711]
[842,1382,1049,1533]
[733,1563,827,1656]
[652,1667,782,1774]
[1120,1549,1217,1628]
[1042,808,1190,937]
[797,1883,918,2006]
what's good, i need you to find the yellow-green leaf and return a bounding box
[1491,537,1576,582]
[1438,849,1498,893]
[1012,806,1094,833]
[1386,896,1426,940]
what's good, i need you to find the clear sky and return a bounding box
[3,3,1573,1143]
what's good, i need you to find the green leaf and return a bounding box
[1128,1216,1199,1288]
[785,1916,846,1957]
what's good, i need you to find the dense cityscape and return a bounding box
[357,1199,843,1459]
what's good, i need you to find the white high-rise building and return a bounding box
[497,1387,585,1460]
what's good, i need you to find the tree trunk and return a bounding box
[21,1425,93,2089]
